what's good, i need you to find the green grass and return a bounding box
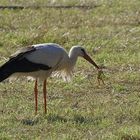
[0,0,140,139]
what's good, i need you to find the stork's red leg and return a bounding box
[43,79,47,114]
[34,79,38,115]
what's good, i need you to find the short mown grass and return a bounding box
[0,0,140,139]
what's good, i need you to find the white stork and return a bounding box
[0,43,103,114]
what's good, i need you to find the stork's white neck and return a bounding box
[68,47,78,68]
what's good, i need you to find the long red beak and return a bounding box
[83,53,99,69]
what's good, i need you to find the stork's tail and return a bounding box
[0,61,15,82]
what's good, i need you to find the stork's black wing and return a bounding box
[0,46,51,82]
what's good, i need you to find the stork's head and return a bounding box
[70,45,100,69]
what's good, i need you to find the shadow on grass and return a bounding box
[20,114,103,125]
[47,113,68,123]
[73,114,102,125]
[46,113,102,125]
[21,118,39,126]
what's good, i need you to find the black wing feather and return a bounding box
[0,46,51,82]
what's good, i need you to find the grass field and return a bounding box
[0,0,140,139]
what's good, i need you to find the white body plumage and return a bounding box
[11,43,79,81]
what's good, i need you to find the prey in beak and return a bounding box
[81,49,105,85]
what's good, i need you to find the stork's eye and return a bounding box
[81,49,86,54]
